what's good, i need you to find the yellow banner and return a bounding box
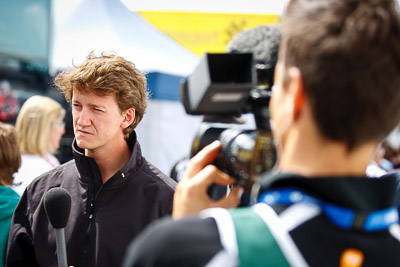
[138,11,280,56]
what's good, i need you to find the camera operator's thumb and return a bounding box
[211,185,243,209]
[172,141,242,220]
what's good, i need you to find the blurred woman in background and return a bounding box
[12,95,66,196]
[0,122,20,267]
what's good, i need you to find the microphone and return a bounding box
[44,187,71,267]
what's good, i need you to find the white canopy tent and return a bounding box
[51,0,199,76]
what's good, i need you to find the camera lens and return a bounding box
[217,129,256,185]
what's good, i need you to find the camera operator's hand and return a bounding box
[173,141,243,220]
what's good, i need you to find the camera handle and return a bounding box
[247,86,272,131]
[247,87,277,202]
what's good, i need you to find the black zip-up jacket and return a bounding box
[7,132,176,267]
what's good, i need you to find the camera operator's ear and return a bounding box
[287,67,305,121]
[121,108,135,129]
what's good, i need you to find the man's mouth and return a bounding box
[76,128,93,135]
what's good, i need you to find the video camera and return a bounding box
[181,53,277,194]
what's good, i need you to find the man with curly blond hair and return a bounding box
[7,52,176,267]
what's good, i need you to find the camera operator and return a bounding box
[123,0,400,266]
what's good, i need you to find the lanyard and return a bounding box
[258,188,399,232]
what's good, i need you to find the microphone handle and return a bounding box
[55,228,68,267]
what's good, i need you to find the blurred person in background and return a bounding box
[0,122,20,267]
[382,125,400,172]
[12,95,66,196]
[366,142,387,177]
[0,80,19,123]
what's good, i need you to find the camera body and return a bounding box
[181,53,276,193]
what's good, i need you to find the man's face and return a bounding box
[71,89,126,154]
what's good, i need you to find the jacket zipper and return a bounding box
[81,181,97,267]
[81,172,123,266]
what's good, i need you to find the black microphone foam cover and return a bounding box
[44,187,72,229]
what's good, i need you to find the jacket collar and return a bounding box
[72,131,144,185]
[257,172,399,211]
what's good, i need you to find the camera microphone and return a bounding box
[44,187,71,267]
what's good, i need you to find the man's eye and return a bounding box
[94,108,104,112]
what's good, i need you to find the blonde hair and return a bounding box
[54,51,148,139]
[0,122,20,186]
[16,95,66,155]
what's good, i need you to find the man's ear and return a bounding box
[287,67,306,120]
[121,108,135,129]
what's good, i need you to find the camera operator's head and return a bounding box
[271,0,400,164]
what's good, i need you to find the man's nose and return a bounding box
[77,107,91,126]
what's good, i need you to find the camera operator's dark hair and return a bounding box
[281,0,400,150]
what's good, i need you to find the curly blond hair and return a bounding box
[54,51,148,139]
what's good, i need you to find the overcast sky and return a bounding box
[53,0,287,39]
[55,0,287,21]
[120,0,287,14]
